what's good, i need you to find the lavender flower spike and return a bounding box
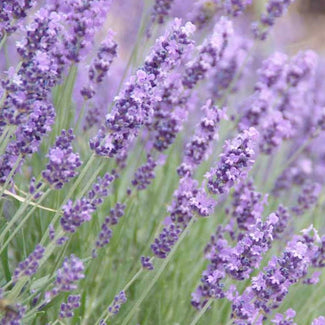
[42,129,82,190]
[45,255,85,299]
[13,245,45,281]
[90,19,195,158]
[60,295,81,318]
[252,0,295,41]
[206,127,259,195]
[182,17,233,89]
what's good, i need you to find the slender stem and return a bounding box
[1,188,58,213]
[0,125,15,153]
[0,183,46,245]
[190,299,213,325]
[0,188,51,255]
[75,100,87,132]
[95,266,145,325]
[0,32,7,51]
[120,218,196,325]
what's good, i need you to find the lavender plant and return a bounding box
[0,0,325,324]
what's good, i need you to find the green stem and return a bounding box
[120,218,196,325]
[0,125,16,155]
[190,299,213,325]
[0,183,46,245]
[0,32,7,51]
[0,188,51,255]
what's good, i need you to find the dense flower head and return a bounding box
[90,19,195,158]
[231,234,313,324]
[151,222,182,259]
[13,245,45,281]
[182,17,233,89]
[228,180,267,233]
[1,10,62,127]
[226,214,279,280]
[60,295,81,318]
[0,1,35,37]
[61,173,115,233]
[191,227,229,309]
[51,0,113,62]
[286,50,317,87]
[256,52,288,90]
[206,127,259,195]
[42,129,82,189]
[46,255,85,299]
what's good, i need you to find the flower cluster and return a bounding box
[61,173,116,233]
[231,235,312,323]
[108,291,127,315]
[42,129,82,190]
[90,19,195,158]
[93,202,125,255]
[206,127,259,195]
[13,245,45,281]
[60,295,81,318]
[177,99,224,177]
[45,255,85,299]
[81,32,117,100]
[192,213,279,309]
[0,0,35,38]
[182,17,233,89]
[252,0,295,40]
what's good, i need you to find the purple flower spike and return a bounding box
[90,19,195,159]
[42,129,82,189]
[0,0,35,37]
[151,0,175,24]
[95,203,125,249]
[132,155,157,190]
[206,127,259,195]
[81,31,117,99]
[231,233,315,324]
[141,256,154,270]
[61,173,115,233]
[182,17,233,89]
[60,295,81,318]
[46,255,85,299]
[252,0,295,40]
[13,245,45,281]
[108,291,127,315]
[177,100,224,178]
